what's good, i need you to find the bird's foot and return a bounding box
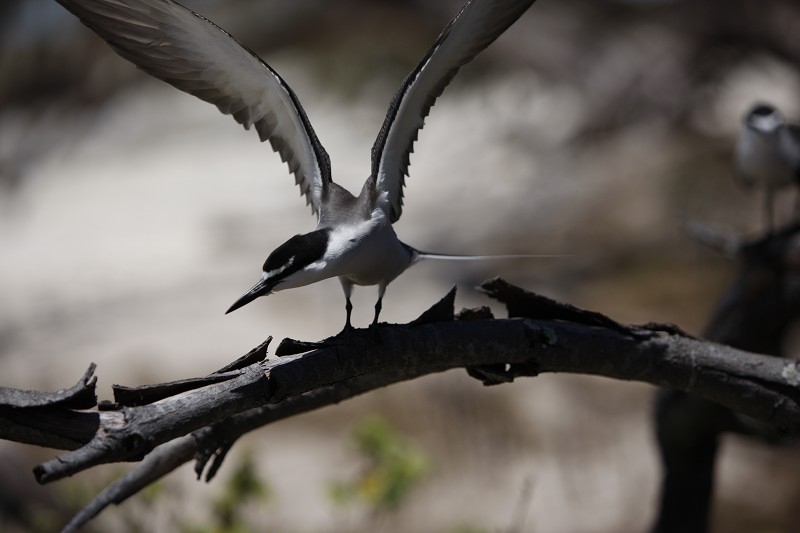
[333,322,357,342]
[366,320,385,343]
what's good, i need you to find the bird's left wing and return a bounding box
[370,0,536,223]
[55,0,331,215]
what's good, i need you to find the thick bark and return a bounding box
[2,279,799,532]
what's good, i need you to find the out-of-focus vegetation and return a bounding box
[329,415,429,513]
[185,451,271,533]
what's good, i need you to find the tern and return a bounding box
[56,0,546,330]
[734,102,800,230]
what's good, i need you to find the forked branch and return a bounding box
[0,279,798,532]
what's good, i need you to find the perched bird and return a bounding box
[734,102,800,230]
[55,0,545,330]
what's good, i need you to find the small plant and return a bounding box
[185,451,270,533]
[329,415,429,514]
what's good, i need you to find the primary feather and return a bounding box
[56,0,331,215]
[371,0,536,223]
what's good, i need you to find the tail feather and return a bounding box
[410,248,568,264]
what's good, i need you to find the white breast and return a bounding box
[329,219,414,287]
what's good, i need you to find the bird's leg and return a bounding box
[345,297,353,330]
[371,284,387,327]
[339,278,354,333]
[372,298,382,326]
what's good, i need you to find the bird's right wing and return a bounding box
[55,0,331,216]
[370,0,537,224]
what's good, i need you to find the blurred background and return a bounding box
[2,0,800,531]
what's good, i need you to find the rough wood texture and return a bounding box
[1,279,798,532]
[0,364,99,449]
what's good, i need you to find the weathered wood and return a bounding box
[32,308,800,486]
[2,280,799,532]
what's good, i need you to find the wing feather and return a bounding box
[371,0,536,223]
[56,0,331,215]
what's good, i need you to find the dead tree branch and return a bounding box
[1,279,799,532]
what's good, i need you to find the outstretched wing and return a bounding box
[56,0,331,215]
[370,0,536,223]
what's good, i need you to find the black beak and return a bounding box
[225,278,274,314]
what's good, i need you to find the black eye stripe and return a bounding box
[263,228,331,278]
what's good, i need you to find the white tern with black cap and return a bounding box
[55,0,554,330]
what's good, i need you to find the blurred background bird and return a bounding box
[734,102,800,230]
